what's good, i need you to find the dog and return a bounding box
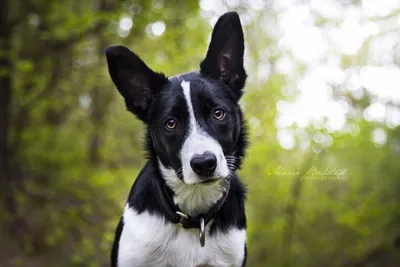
[106,11,248,267]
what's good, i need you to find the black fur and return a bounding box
[105,46,168,122]
[200,12,247,100]
[111,218,124,267]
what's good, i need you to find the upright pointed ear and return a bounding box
[105,45,167,122]
[200,12,247,99]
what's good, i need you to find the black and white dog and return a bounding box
[106,12,248,267]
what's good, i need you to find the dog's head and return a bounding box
[106,12,247,186]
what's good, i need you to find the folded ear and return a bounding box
[200,12,247,99]
[105,45,167,122]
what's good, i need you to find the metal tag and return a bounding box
[199,217,205,247]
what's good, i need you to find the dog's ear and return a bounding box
[105,45,167,122]
[200,12,247,99]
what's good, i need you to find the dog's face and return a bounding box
[106,12,247,185]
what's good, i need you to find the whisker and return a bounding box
[226,160,239,166]
[227,163,240,171]
[175,167,183,179]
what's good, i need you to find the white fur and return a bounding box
[180,80,230,185]
[159,159,228,216]
[118,205,246,267]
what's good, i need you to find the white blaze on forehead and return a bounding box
[181,80,193,125]
[180,80,229,184]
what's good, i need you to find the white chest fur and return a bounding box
[118,205,246,267]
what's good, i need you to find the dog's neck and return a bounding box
[158,159,228,216]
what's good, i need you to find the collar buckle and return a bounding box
[176,211,189,225]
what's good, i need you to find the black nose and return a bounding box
[190,152,217,177]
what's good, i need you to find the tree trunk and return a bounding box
[0,0,12,185]
[88,0,115,166]
[0,0,16,215]
[280,154,314,267]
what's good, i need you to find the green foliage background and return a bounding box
[0,0,399,266]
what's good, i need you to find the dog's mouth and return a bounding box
[196,177,221,185]
[175,169,222,185]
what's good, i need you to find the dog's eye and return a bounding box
[213,109,225,120]
[165,119,177,129]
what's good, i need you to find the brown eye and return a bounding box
[213,109,225,120]
[165,119,176,129]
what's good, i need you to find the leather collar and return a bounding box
[154,176,230,246]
